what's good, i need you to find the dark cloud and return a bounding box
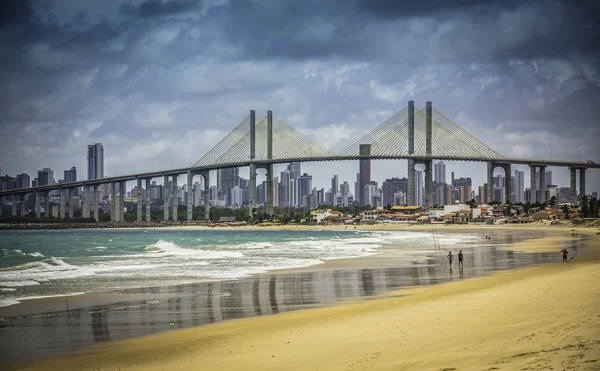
[0,0,33,26]
[357,0,515,17]
[120,0,201,18]
[0,0,599,191]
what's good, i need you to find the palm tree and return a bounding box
[580,195,590,218]
[549,196,557,208]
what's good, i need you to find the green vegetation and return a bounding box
[0,216,96,224]
[579,196,600,218]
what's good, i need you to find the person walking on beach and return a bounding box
[447,251,454,266]
[562,248,568,263]
[458,250,464,269]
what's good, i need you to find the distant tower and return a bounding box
[87,143,104,180]
[331,175,339,195]
[359,144,371,205]
[64,167,77,182]
[434,161,446,184]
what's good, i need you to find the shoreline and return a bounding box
[11,228,600,371]
[0,224,583,316]
[0,219,593,232]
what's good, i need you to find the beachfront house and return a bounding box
[310,209,342,224]
[360,209,384,220]
[390,206,422,214]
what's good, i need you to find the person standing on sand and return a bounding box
[458,250,464,269]
[562,248,568,263]
[447,251,454,266]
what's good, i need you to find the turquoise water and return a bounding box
[0,229,465,307]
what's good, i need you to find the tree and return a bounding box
[549,196,557,208]
[589,196,599,218]
[562,204,570,220]
[580,195,590,218]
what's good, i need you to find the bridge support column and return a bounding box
[487,162,494,203]
[529,166,537,204]
[119,181,125,222]
[60,189,66,219]
[570,168,577,202]
[172,176,178,221]
[503,164,512,204]
[266,110,274,216]
[82,186,89,218]
[20,194,27,217]
[539,166,546,204]
[45,191,51,218]
[407,100,415,206]
[145,179,151,222]
[266,165,274,216]
[110,183,116,221]
[425,160,433,208]
[187,171,193,222]
[201,171,210,222]
[579,168,586,199]
[93,187,99,222]
[35,192,41,218]
[425,101,432,155]
[249,163,256,218]
[67,189,74,218]
[163,175,170,221]
[136,178,143,222]
[249,109,256,219]
[407,159,415,205]
[11,195,17,216]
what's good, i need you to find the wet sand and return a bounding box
[2,225,598,370]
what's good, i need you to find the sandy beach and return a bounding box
[9,224,599,371]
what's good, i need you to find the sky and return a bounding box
[0,0,599,195]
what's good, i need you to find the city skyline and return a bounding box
[0,1,599,195]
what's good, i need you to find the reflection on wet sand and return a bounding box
[0,239,582,367]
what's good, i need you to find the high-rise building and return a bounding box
[478,186,486,203]
[438,185,447,205]
[331,175,339,195]
[452,177,472,189]
[340,181,349,196]
[280,170,291,207]
[358,144,371,205]
[545,170,553,187]
[445,185,453,205]
[382,177,408,207]
[365,184,381,207]
[459,185,472,203]
[218,167,240,206]
[434,161,446,184]
[299,173,312,206]
[513,169,524,203]
[87,143,104,180]
[288,162,301,182]
[64,167,77,182]
[0,175,17,190]
[231,186,243,206]
[37,168,54,186]
[16,173,30,189]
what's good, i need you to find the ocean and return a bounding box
[0,228,471,307]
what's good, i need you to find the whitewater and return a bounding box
[0,229,473,307]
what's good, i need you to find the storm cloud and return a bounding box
[0,0,598,192]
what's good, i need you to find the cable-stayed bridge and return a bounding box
[1,101,597,222]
